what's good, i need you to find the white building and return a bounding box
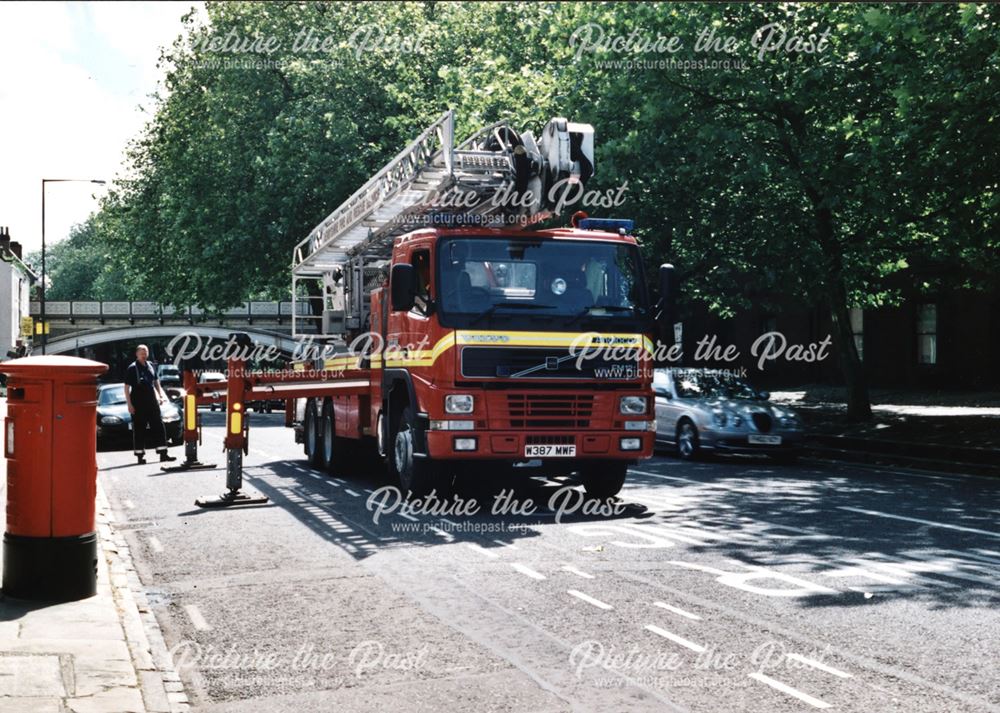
[0,227,36,359]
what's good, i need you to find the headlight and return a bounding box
[619,396,647,415]
[780,414,801,428]
[429,420,475,431]
[445,394,474,414]
[161,409,180,422]
[101,415,124,426]
[711,410,742,428]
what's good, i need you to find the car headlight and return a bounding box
[101,415,124,426]
[780,414,802,428]
[711,410,727,427]
[444,394,474,414]
[161,409,180,422]
[619,396,647,415]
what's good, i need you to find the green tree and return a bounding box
[554,2,1000,419]
[94,2,999,420]
[26,216,129,301]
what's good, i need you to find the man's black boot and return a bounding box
[159,452,177,463]
[136,454,146,465]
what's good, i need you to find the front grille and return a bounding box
[751,413,772,433]
[505,394,593,429]
[526,435,575,445]
[462,346,638,380]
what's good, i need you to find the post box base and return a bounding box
[2,532,98,602]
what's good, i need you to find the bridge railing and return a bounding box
[29,301,309,325]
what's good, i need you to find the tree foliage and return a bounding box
[83,2,998,418]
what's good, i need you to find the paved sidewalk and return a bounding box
[0,401,186,712]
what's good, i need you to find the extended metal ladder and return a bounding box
[291,109,595,339]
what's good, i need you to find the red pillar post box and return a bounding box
[2,355,108,601]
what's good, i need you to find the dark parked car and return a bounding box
[97,383,182,447]
[653,368,803,462]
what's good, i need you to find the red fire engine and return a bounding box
[178,111,673,506]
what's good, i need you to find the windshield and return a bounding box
[673,371,760,400]
[99,385,127,406]
[436,237,648,329]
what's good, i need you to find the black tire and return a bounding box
[304,399,322,467]
[319,399,336,472]
[676,420,700,460]
[580,462,628,499]
[393,406,447,497]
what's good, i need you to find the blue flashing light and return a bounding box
[578,218,634,234]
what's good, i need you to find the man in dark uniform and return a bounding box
[123,344,176,465]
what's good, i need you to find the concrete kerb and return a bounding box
[96,483,189,713]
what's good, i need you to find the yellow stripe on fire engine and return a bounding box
[381,331,650,368]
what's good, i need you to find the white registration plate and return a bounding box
[748,434,782,445]
[524,444,577,458]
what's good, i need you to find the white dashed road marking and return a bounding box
[467,543,499,559]
[838,506,1000,538]
[184,604,212,632]
[561,565,595,579]
[567,589,613,610]
[786,653,852,679]
[748,672,831,709]
[344,489,361,497]
[511,563,546,580]
[644,624,705,653]
[652,601,702,621]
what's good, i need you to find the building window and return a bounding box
[849,307,863,361]
[917,304,937,365]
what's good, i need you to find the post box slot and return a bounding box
[6,385,41,403]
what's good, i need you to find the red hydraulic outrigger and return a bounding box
[183,333,370,508]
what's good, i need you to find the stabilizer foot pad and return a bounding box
[161,461,218,473]
[195,491,269,508]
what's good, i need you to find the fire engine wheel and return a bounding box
[579,462,628,499]
[393,407,443,497]
[320,400,336,472]
[304,400,322,467]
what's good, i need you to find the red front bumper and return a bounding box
[425,430,655,460]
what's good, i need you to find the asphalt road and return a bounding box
[99,411,1000,712]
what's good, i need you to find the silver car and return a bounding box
[654,368,803,462]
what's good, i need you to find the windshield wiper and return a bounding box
[469,302,552,326]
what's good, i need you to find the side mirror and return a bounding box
[759,390,770,401]
[655,263,675,358]
[390,264,416,312]
[654,387,671,399]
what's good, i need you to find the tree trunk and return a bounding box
[827,278,872,422]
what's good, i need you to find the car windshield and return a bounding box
[436,237,648,329]
[99,385,127,406]
[673,372,760,400]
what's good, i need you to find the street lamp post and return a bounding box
[40,178,105,354]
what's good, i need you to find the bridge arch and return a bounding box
[43,325,305,358]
